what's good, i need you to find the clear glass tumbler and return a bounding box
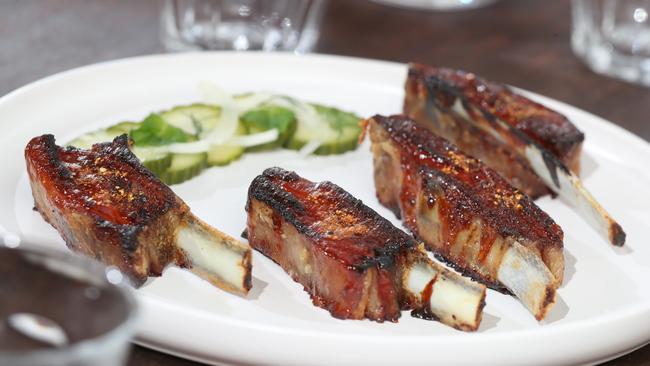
[0,245,138,366]
[572,0,650,86]
[370,0,498,12]
[161,0,325,52]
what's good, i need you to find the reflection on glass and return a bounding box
[572,0,650,86]
[161,0,326,53]
[0,246,138,366]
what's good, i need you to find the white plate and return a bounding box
[1,52,650,366]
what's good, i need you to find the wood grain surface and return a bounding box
[1,1,648,365]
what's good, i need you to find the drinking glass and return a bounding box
[370,0,497,11]
[0,243,138,366]
[572,0,650,86]
[161,0,325,52]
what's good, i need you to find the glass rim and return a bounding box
[0,244,139,363]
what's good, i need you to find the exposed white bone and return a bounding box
[497,240,557,320]
[524,146,624,246]
[404,254,486,331]
[176,216,251,295]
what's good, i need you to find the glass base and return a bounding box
[160,0,322,53]
[369,0,498,12]
[572,29,650,86]
[164,20,299,52]
[571,0,650,87]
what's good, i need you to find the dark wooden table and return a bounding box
[2,1,649,365]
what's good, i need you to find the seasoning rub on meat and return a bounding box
[25,134,251,295]
[405,64,624,247]
[245,167,486,331]
[367,115,564,320]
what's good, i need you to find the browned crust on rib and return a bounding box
[25,134,188,285]
[26,134,252,295]
[367,115,564,290]
[405,64,584,197]
[247,167,415,271]
[245,167,417,322]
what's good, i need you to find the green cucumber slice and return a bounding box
[131,147,172,176]
[207,145,244,166]
[240,105,296,151]
[158,153,207,185]
[128,113,194,147]
[105,121,140,135]
[160,104,221,137]
[67,130,120,149]
[143,155,173,176]
[285,104,361,155]
[68,121,140,149]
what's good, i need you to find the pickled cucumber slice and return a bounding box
[67,130,117,149]
[68,121,140,149]
[160,104,221,137]
[240,105,296,151]
[129,113,194,147]
[207,145,244,166]
[132,147,172,176]
[105,121,140,135]
[285,104,361,155]
[66,95,362,187]
[158,153,207,185]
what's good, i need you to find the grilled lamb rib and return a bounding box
[405,64,584,198]
[25,134,251,295]
[245,167,486,331]
[404,64,625,247]
[367,115,564,320]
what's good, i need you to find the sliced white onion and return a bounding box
[197,82,239,145]
[198,82,230,106]
[236,92,325,131]
[201,84,329,140]
[233,92,274,111]
[157,130,280,153]
[165,140,212,154]
[206,105,238,145]
[298,140,322,156]
[230,129,279,147]
[194,85,332,156]
[264,95,323,130]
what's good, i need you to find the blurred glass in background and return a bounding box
[161,0,325,52]
[0,244,138,366]
[572,0,650,86]
[370,0,497,11]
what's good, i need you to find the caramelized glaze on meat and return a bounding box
[405,64,584,197]
[25,134,252,294]
[29,135,177,229]
[246,167,411,321]
[248,167,413,271]
[367,116,563,319]
[246,167,487,328]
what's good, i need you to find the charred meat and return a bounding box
[405,64,624,247]
[25,134,251,295]
[245,167,486,331]
[405,64,584,198]
[367,115,564,320]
